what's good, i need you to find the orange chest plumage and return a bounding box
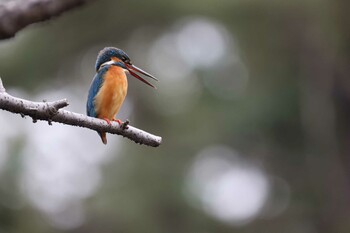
[94,66,128,119]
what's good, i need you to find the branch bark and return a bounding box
[0,78,162,147]
[0,0,95,39]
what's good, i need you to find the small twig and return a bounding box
[0,78,5,93]
[121,119,130,130]
[0,78,162,147]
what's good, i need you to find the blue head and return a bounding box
[94,47,158,88]
[95,47,131,71]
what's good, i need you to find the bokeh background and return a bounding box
[0,0,350,232]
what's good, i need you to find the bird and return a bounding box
[86,47,157,144]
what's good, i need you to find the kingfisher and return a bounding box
[86,47,157,144]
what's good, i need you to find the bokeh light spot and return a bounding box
[14,86,125,230]
[175,17,229,69]
[186,145,269,226]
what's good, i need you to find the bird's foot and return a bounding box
[112,118,123,125]
[112,118,129,129]
[102,118,112,125]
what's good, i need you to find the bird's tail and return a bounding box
[98,131,107,145]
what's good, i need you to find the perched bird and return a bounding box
[87,47,157,144]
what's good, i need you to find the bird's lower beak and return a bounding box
[125,64,158,89]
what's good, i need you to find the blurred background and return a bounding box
[0,0,350,232]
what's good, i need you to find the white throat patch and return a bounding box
[100,60,115,68]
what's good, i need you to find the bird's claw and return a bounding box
[112,118,129,129]
[103,118,112,125]
[112,118,123,125]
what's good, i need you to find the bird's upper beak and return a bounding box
[125,63,158,89]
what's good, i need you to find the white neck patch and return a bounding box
[98,60,129,73]
[100,60,115,68]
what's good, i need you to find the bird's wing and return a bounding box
[86,70,106,117]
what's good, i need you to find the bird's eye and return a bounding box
[121,55,131,64]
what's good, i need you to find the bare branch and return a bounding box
[0,78,162,147]
[0,0,96,39]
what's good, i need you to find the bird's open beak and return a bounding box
[125,64,158,89]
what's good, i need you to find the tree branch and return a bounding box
[0,78,162,147]
[0,0,95,39]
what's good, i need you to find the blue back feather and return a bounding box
[86,67,108,117]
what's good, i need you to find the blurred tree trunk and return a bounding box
[297,2,350,231]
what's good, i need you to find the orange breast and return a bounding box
[94,66,128,119]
